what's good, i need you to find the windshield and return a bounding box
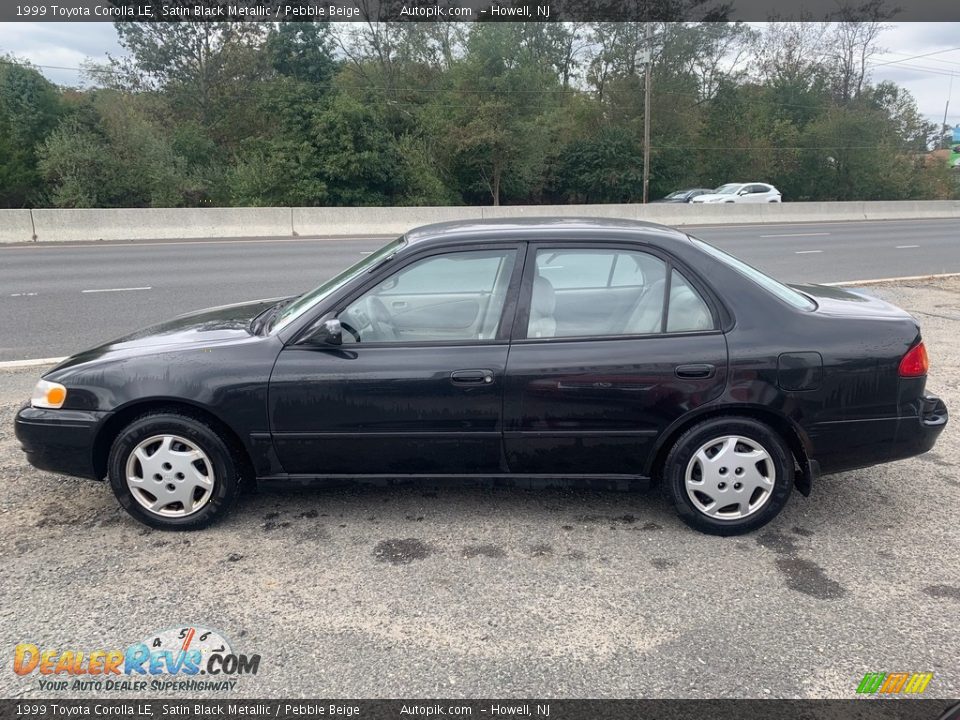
[713,184,742,195]
[690,237,816,311]
[665,191,687,199]
[270,237,405,332]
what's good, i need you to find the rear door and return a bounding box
[745,184,773,202]
[503,243,729,476]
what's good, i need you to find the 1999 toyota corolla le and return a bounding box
[15,219,948,534]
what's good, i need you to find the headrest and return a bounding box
[532,275,556,317]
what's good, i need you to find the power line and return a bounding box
[871,46,960,68]
[869,60,958,78]
[8,44,960,86]
[877,50,960,69]
[2,56,953,115]
[651,145,931,150]
[0,58,924,115]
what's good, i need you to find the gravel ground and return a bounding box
[0,278,957,700]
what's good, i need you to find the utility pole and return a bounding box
[941,72,953,150]
[642,22,653,204]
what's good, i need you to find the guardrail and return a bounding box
[2,201,959,243]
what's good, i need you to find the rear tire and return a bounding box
[107,411,241,530]
[664,417,793,536]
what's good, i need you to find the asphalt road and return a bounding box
[1,218,958,362]
[1,277,958,700]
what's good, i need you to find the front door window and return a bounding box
[339,249,518,343]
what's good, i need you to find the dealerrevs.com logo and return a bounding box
[12,626,260,692]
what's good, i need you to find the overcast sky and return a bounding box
[0,22,957,127]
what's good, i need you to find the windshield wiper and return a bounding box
[250,298,294,335]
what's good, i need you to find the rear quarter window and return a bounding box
[689,237,815,311]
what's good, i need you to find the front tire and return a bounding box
[664,417,793,535]
[107,411,241,530]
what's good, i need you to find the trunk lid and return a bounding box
[790,283,915,320]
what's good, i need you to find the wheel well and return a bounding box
[649,407,810,484]
[92,400,255,483]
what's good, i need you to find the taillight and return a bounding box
[899,342,929,377]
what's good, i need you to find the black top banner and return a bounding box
[5,0,960,22]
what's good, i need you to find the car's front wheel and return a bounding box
[663,417,793,535]
[107,411,241,530]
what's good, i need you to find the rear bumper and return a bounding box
[812,394,948,475]
[14,403,106,480]
[894,394,948,458]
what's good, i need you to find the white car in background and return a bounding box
[690,183,782,203]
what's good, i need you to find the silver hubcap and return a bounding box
[125,434,215,517]
[684,435,775,520]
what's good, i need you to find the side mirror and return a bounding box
[303,318,343,346]
[737,188,749,195]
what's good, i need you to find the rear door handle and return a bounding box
[675,363,715,379]
[451,369,494,385]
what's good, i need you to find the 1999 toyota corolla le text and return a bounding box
[14,219,948,534]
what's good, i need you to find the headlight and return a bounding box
[31,379,67,409]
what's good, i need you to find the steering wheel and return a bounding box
[339,320,362,343]
[367,296,401,341]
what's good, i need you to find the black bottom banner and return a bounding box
[3,699,959,720]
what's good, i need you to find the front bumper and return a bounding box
[14,403,107,480]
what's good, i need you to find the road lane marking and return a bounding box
[684,218,955,230]
[9,292,38,297]
[823,272,960,286]
[794,250,823,254]
[896,245,920,249]
[761,232,831,238]
[81,286,152,294]
[0,356,67,370]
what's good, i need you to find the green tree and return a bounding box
[554,126,644,203]
[446,24,560,205]
[0,59,63,206]
[265,21,337,85]
[112,22,269,143]
[39,91,189,207]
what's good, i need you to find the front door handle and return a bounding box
[451,369,494,385]
[675,363,715,379]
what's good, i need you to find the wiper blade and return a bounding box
[250,298,293,335]
[261,297,297,334]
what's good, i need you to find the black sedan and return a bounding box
[651,188,714,203]
[15,219,948,535]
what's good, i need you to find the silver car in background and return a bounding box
[691,183,782,203]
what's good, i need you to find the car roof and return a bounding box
[403,217,692,248]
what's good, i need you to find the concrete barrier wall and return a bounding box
[292,206,484,236]
[0,210,35,243]
[28,207,293,242]
[2,201,959,243]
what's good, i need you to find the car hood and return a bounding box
[790,284,914,320]
[690,193,733,203]
[49,297,285,372]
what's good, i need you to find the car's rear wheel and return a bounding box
[663,417,793,535]
[107,412,240,530]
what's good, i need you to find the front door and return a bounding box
[269,245,522,476]
[503,244,728,476]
